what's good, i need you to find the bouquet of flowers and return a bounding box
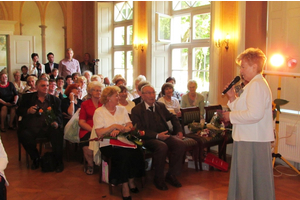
[38,106,57,127]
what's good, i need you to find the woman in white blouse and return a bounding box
[94,86,144,200]
[158,83,181,117]
[12,70,26,94]
[223,48,275,200]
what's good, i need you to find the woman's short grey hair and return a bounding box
[134,75,146,85]
[87,81,104,95]
[187,80,198,89]
[83,70,93,77]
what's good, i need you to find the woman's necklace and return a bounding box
[106,107,116,113]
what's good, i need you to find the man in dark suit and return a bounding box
[131,85,185,191]
[45,52,59,74]
[17,78,64,172]
[132,81,150,105]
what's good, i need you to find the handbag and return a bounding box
[64,108,81,143]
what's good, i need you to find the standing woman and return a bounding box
[223,48,275,200]
[0,73,18,131]
[78,82,104,175]
[181,80,204,119]
[94,86,144,200]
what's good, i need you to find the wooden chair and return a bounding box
[180,106,224,170]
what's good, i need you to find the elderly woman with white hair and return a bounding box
[78,81,104,175]
[83,70,93,85]
[181,80,204,119]
[131,75,146,99]
[12,70,27,94]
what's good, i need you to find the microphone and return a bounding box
[222,76,241,95]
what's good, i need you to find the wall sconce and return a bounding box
[133,40,145,52]
[215,33,230,50]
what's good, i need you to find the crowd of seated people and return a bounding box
[4,48,207,200]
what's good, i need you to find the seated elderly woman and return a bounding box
[131,75,146,99]
[181,80,204,119]
[24,75,38,93]
[78,81,104,175]
[82,70,92,85]
[13,70,27,94]
[48,79,63,100]
[0,73,18,131]
[118,85,135,114]
[61,84,82,126]
[157,77,181,102]
[94,86,144,200]
[75,76,87,100]
[158,82,181,117]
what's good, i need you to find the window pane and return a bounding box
[192,71,209,93]
[0,36,7,72]
[172,48,188,70]
[193,13,210,39]
[114,27,124,45]
[127,25,133,45]
[114,51,125,69]
[159,14,171,41]
[172,15,190,43]
[172,70,188,94]
[193,47,210,71]
[127,51,133,69]
[173,1,210,11]
[127,69,133,89]
[114,1,133,22]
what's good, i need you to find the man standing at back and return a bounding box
[59,48,81,78]
[131,85,185,191]
[45,52,59,74]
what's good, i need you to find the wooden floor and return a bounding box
[1,129,300,200]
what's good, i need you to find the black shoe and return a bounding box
[130,187,139,193]
[8,126,16,130]
[56,162,64,173]
[122,196,132,200]
[0,128,6,132]
[154,179,168,191]
[31,158,40,170]
[165,174,182,188]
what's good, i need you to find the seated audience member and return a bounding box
[64,75,73,89]
[48,79,63,100]
[157,77,181,102]
[61,84,82,126]
[13,70,27,94]
[131,75,146,99]
[0,73,18,131]
[80,53,94,74]
[83,70,93,85]
[44,52,59,74]
[20,65,29,81]
[132,81,150,105]
[78,81,104,175]
[112,74,124,85]
[181,80,204,119]
[98,74,104,84]
[17,78,63,172]
[131,85,185,191]
[50,68,59,80]
[91,75,101,82]
[118,85,135,114]
[103,77,110,86]
[56,77,65,97]
[0,138,9,199]
[72,72,80,83]
[75,76,87,100]
[94,86,145,200]
[158,83,181,117]
[40,73,50,81]
[24,75,38,93]
[29,53,45,78]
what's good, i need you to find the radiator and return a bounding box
[277,117,300,163]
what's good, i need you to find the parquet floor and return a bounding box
[1,129,300,200]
